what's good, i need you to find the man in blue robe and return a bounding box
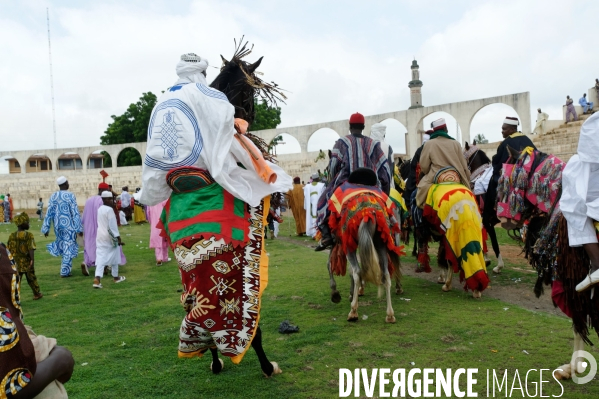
[579,93,594,114]
[42,176,83,277]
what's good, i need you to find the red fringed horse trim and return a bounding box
[330,244,347,276]
[463,269,490,292]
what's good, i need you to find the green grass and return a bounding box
[1,219,598,398]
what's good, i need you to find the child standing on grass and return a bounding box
[7,212,43,300]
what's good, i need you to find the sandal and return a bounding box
[81,263,90,276]
[576,269,599,292]
[93,283,103,289]
[114,276,126,284]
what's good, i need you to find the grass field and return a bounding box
[2,218,598,398]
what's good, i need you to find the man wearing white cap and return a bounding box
[42,176,84,277]
[561,112,599,292]
[304,173,325,237]
[415,118,471,208]
[93,191,126,288]
[483,117,536,245]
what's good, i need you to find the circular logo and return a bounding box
[571,350,597,385]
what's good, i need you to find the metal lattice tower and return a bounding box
[47,8,57,149]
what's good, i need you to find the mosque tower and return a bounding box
[408,59,423,109]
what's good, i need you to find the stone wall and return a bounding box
[0,167,143,210]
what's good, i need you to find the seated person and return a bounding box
[561,112,599,292]
[415,118,471,208]
[579,93,594,114]
[0,243,74,398]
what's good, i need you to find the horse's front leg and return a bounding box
[376,245,395,323]
[347,251,360,322]
[442,269,453,292]
[328,251,341,303]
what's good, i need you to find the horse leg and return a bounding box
[442,269,453,292]
[328,251,341,303]
[358,280,365,296]
[375,243,395,323]
[437,269,446,284]
[485,222,504,273]
[347,251,361,322]
[209,347,224,374]
[394,271,404,294]
[251,326,282,377]
[554,330,586,380]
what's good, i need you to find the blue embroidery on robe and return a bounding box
[156,111,182,161]
[145,99,203,171]
[196,84,228,102]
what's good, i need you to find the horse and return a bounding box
[463,141,505,273]
[203,38,285,377]
[499,145,599,380]
[326,168,404,323]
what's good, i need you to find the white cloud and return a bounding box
[0,0,596,154]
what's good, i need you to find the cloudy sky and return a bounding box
[1,0,597,156]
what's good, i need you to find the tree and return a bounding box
[100,92,157,166]
[251,99,281,131]
[473,133,489,144]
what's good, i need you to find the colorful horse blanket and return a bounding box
[158,167,268,364]
[423,183,489,292]
[328,182,403,257]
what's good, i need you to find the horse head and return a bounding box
[210,37,285,128]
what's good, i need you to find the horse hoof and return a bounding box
[395,287,404,295]
[553,364,571,380]
[442,285,451,292]
[493,265,503,274]
[386,315,396,323]
[262,361,283,378]
[358,287,364,296]
[347,312,358,322]
[210,358,224,374]
[437,276,445,284]
[473,290,482,299]
[331,291,341,303]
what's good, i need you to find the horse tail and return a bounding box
[358,219,381,285]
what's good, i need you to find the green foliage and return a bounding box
[473,133,489,144]
[268,135,284,153]
[100,151,112,168]
[252,99,281,131]
[100,92,157,166]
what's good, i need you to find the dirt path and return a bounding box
[275,235,566,318]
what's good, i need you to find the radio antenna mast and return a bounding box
[46,8,57,149]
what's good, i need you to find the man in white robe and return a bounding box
[139,54,291,208]
[561,112,599,292]
[370,123,394,169]
[93,191,126,288]
[304,173,325,237]
[120,187,132,221]
[533,108,549,135]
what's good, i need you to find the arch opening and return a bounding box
[116,147,142,167]
[25,154,53,173]
[0,156,20,174]
[270,133,301,155]
[422,112,462,143]
[58,152,83,170]
[88,150,111,169]
[307,128,340,152]
[470,103,520,144]
[377,118,407,156]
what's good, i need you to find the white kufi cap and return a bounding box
[56,176,67,185]
[101,191,113,198]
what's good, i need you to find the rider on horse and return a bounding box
[314,112,392,251]
[484,116,536,227]
[415,118,470,208]
[140,51,291,376]
[561,112,599,292]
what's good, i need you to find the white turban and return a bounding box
[370,123,390,158]
[174,54,209,86]
[422,134,430,144]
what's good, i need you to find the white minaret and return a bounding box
[408,59,423,109]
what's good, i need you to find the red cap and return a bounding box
[349,112,365,124]
[98,182,109,190]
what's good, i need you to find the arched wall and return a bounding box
[253,92,530,157]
